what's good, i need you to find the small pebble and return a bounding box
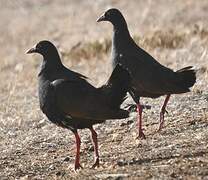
[117,159,128,166]
[56,171,62,176]
[63,157,70,162]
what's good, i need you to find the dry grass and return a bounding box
[0,0,208,179]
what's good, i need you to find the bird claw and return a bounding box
[158,109,168,131]
[74,163,83,172]
[91,158,99,169]
[137,131,146,139]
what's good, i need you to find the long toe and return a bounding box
[91,158,100,169]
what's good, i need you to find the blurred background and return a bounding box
[0,0,208,179]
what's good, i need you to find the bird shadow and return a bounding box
[117,150,208,167]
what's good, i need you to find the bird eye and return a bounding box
[37,44,42,49]
[105,11,110,17]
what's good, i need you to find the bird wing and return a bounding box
[62,65,88,80]
[51,79,126,121]
[98,64,131,109]
[119,52,188,95]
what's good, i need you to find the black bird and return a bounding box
[97,8,196,138]
[26,40,130,170]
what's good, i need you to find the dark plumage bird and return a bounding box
[26,40,130,170]
[97,8,196,138]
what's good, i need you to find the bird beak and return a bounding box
[26,47,37,54]
[96,13,106,22]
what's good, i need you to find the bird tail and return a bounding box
[176,66,196,91]
[101,64,131,110]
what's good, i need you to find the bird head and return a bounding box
[26,40,57,57]
[97,8,126,26]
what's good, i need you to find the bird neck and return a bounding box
[113,19,130,36]
[112,21,132,57]
[112,17,133,47]
[45,51,63,67]
[39,52,63,77]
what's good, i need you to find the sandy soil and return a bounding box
[0,0,208,179]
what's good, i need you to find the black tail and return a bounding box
[101,64,131,109]
[176,66,196,91]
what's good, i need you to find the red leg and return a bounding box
[89,127,99,168]
[137,103,146,139]
[158,95,171,131]
[74,131,83,171]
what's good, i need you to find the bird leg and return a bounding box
[158,95,171,131]
[74,131,83,171]
[89,127,100,168]
[137,103,146,139]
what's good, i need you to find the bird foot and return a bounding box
[157,121,164,132]
[158,109,168,131]
[91,157,99,169]
[74,163,83,172]
[137,130,146,139]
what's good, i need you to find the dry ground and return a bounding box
[0,0,208,179]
